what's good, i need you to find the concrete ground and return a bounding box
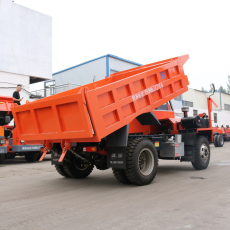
[0,143,230,230]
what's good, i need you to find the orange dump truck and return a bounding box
[12,55,212,185]
[0,96,43,164]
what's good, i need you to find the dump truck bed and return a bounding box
[12,55,189,143]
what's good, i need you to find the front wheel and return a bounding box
[125,138,158,186]
[192,136,210,170]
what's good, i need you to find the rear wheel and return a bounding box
[217,135,224,147]
[125,138,158,186]
[0,154,5,164]
[63,154,94,179]
[112,169,131,184]
[55,165,70,178]
[214,135,218,147]
[25,152,39,162]
[192,136,210,170]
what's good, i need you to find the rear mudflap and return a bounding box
[180,145,195,162]
[107,147,126,169]
[51,152,64,165]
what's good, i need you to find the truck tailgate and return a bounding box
[13,90,94,142]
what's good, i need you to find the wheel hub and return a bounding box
[200,143,209,163]
[138,148,154,176]
[73,157,89,170]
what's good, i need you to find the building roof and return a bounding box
[52,54,142,76]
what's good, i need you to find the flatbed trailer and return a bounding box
[0,96,42,164]
[12,55,213,185]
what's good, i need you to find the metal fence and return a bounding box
[30,83,81,98]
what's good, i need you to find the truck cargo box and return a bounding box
[12,55,189,143]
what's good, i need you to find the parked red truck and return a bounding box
[0,96,43,164]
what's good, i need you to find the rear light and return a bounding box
[83,146,97,152]
[40,147,44,152]
[0,139,6,144]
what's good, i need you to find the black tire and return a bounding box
[9,153,16,159]
[125,138,158,186]
[217,135,224,147]
[63,154,94,179]
[55,165,70,178]
[112,169,131,184]
[25,152,39,162]
[214,135,218,147]
[0,154,5,164]
[5,153,16,159]
[192,136,210,170]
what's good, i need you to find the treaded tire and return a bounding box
[5,153,16,159]
[55,165,70,178]
[214,135,218,147]
[63,156,94,179]
[217,135,224,147]
[9,153,16,159]
[25,152,39,162]
[192,136,210,170]
[0,154,5,164]
[112,169,131,184]
[125,138,158,186]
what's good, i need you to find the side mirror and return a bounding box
[210,83,215,94]
[5,116,11,124]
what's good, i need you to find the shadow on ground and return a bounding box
[40,162,197,190]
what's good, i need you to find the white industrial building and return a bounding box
[173,89,230,127]
[0,0,52,102]
[32,54,142,97]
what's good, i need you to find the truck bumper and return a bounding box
[0,146,7,154]
[12,145,42,152]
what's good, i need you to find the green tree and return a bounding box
[201,87,207,92]
[218,85,227,93]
